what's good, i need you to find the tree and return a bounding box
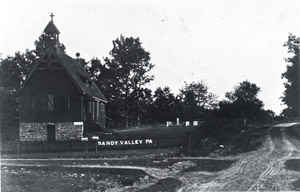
[281,33,300,118]
[225,81,263,106]
[34,34,65,57]
[0,50,38,141]
[150,87,178,123]
[0,50,37,90]
[219,80,266,120]
[179,81,218,120]
[95,35,154,128]
[0,88,19,141]
[129,87,153,127]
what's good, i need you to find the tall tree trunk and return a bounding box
[125,80,129,128]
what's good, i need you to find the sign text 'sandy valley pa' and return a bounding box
[98,139,154,146]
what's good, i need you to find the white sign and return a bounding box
[185,121,190,126]
[81,137,88,141]
[166,121,172,127]
[97,139,154,146]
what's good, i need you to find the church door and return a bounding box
[47,124,55,143]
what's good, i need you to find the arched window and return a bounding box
[47,93,54,112]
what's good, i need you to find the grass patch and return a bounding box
[190,120,269,157]
[222,127,267,156]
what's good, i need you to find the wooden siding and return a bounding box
[19,69,106,128]
[19,70,81,123]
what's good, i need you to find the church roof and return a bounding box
[17,51,107,103]
[56,53,107,102]
[44,21,60,34]
[17,14,107,103]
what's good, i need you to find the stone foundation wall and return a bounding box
[19,123,47,141]
[19,122,83,142]
[55,122,83,141]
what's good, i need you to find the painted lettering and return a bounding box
[98,139,154,146]
[146,139,153,144]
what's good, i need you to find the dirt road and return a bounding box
[180,122,300,191]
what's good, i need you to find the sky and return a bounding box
[1,0,300,115]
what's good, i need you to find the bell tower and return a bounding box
[43,13,61,52]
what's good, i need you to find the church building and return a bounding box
[17,14,107,142]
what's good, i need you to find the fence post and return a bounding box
[81,137,88,153]
[92,136,99,155]
[188,132,192,148]
[96,141,98,154]
[86,142,88,153]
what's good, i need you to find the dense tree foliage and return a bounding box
[281,33,300,117]
[218,80,273,121]
[0,50,37,90]
[150,87,178,123]
[179,81,218,120]
[0,49,39,141]
[0,88,19,141]
[88,35,155,128]
[34,33,66,57]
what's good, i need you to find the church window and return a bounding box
[92,101,95,120]
[96,102,99,121]
[47,93,54,112]
[67,95,71,111]
[87,101,92,113]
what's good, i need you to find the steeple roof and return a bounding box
[44,21,60,34]
[44,13,60,34]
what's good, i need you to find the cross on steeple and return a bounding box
[50,13,54,22]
